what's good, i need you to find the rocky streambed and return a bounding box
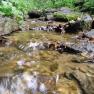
[0,7,94,94]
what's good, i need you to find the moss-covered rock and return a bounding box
[53,12,80,22]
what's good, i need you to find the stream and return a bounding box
[0,19,93,94]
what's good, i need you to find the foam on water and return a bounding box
[0,71,49,94]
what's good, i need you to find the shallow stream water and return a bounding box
[0,21,87,94]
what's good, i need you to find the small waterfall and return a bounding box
[0,72,49,94]
[0,75,27,94]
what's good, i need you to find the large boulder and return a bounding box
[68,64,94,94]
[0,16,19,36]
[53,7,80,22]
[53,12,80,22]
[64,14,93,33]
[64,20,84,33]
[59,60,94,94]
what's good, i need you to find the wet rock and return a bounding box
[69,67,94,94]
[56,42,81,54]
[84,29,94,39]
[53,11,92,31]
[54,24,65,34]
[16,41,50,55]
[57,41,94,57]
[28,41,39,51]
[84,59,94,64]
[38,42,47,50]
[43,42,49,49]
[49,43,56,50]
[50,63,58,72]
[31,26,47,31]
[0,16,19,36]
[31,24,65,34]
[64,20,84,33]
[0,36,7,46]
[56,40,94,56]
[61,63,94,94]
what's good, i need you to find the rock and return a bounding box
[0,16,19,36]
[46,15,54,21]
[56,42,81,54]
[59,7,73,14]
[39,14,54,21]
[69,67,94,94]
[0,36,7,46]
[64,20,84,33]
[28,41,39,51]
[84,29,94,39]
[49,43,55,50]
[53,10,92,31]
[53,7,80,22]
[62,63,94,94]
[82,14,93,30]
[64,14,93,33]
[38,42,46,50]
[56,40,94,55]
[45,9,58,14]
[54,24,65,34]
[28,10,43,18]
[43,42,49,49]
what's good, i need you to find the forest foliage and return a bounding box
[0,0,94,18]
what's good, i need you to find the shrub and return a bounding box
[74,0,94,14]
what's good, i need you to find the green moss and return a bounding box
[53,12,80,21]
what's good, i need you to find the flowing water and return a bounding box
[0,21,86,94]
